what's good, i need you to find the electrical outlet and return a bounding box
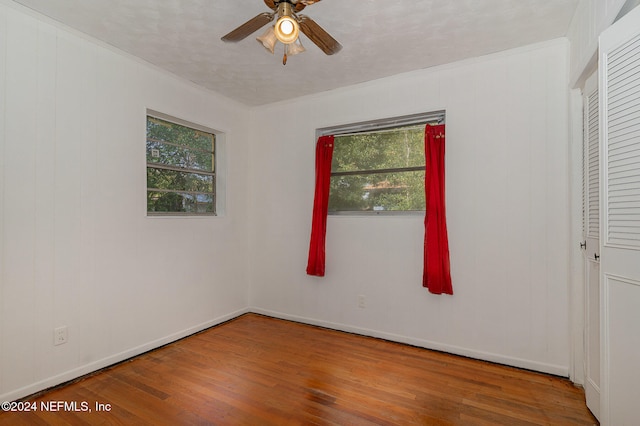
[358,295,366,309]
[54,326,68,346]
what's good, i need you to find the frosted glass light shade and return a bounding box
[256,26,277,53]
[286,38,306,56]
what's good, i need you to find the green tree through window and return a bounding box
[329,125,425,212]
[146,116,215,215]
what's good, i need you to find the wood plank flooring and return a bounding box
[0,314,597,425]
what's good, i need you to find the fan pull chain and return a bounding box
[283,52,288,65]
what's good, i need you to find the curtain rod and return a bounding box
[318,110,445,137]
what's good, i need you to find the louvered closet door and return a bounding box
[582,71,600,421]
[599,5,640,425]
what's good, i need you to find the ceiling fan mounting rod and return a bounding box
[277,1,296,18]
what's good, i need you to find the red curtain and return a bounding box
[423,124,453,294]
[306,135,335,276]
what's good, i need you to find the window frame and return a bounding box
[319,111,445,216]
[146,111,217,217]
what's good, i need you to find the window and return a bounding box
[146,115,216,215]
[326,112,444,213]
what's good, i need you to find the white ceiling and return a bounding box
[12,0,580,106]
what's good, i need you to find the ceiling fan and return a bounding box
[221,0,342,65]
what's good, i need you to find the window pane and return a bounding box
[332,127,424,173]
[329,170,425,212]
[147,191,214,213]
[146,114,216,216]
[193,194,215,213]
[147,167,213,193]
[146,140,213,172]
[147,116,213,152]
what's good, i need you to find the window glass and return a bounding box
[146,116,215,215]
[329,125,425,213]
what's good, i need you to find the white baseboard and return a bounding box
[0,307,249,402]
[250,307,570,378]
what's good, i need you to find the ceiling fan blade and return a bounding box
[221,12,274,42]
[298,15,342,55]
[263,0,277,10]
[291,0,320,12]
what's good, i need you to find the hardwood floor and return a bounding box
[1,314,597,425]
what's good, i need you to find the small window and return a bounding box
[146,115,215,215]
[329,124,427,213]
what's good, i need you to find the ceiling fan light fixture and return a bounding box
[286,37,306,56]
[222,0,342,63]
[256,26,277,53]
[274,15,299,44]
[282,37,305,65]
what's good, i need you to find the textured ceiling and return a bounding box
[11,0,580,106]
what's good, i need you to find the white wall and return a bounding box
[248,39,572,376]
[0,2,250,401]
